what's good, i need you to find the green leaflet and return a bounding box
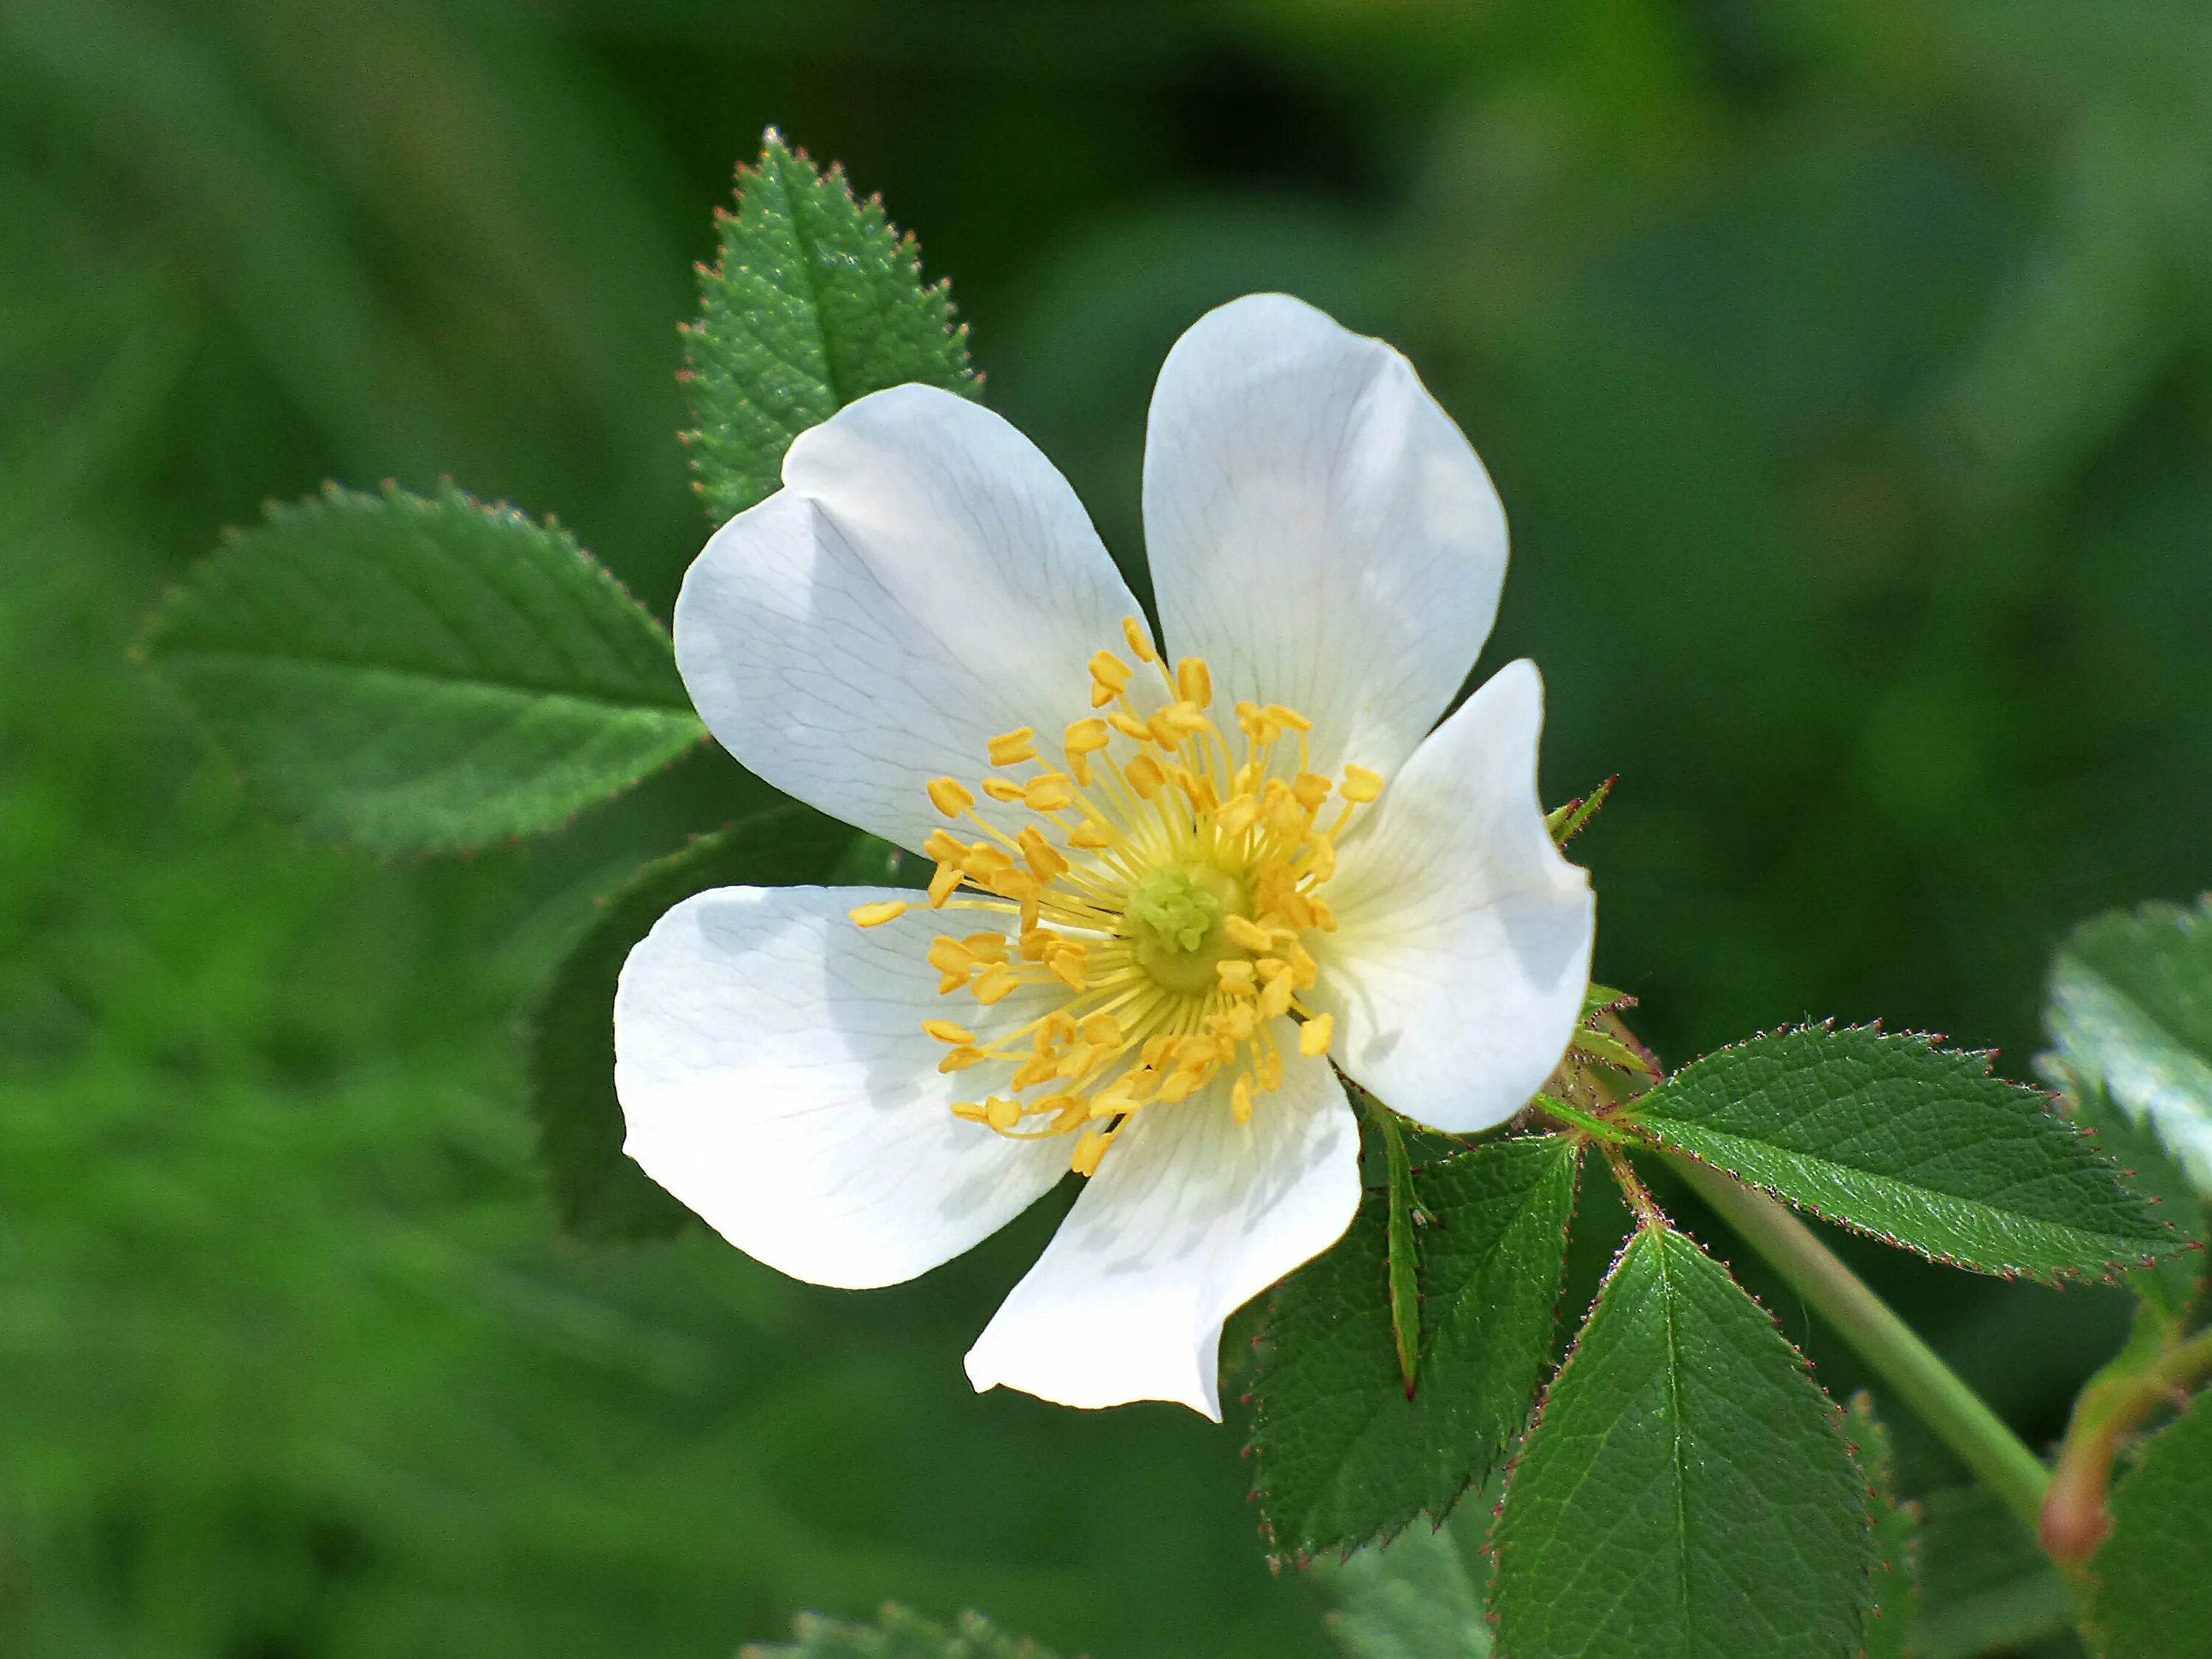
[740,1605,1058,1659]
[684,130,979,524]
[527,804,872,1241]
[1909,1486,2073,1659]
[1624,1025,2175,1280]
[1250,1137,1577,1561]
[2058,1070,2205,1325]
[2046,897,2212,1203]
[2086,1392,2212,1659]
[1320,1512,1493,1659]
[1489,1223,1869,1659]
[1845,1393,1918,1659]
[140,482,702,854]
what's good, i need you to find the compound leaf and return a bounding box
[2084,1391,2212,1659]
[684,129,978,524]
[141,481,701,853]
[1489,1222,1869,1659]
[1625,1025,2174,1279]
[1251,1136,1577,1561]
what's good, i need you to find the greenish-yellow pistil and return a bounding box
[1127,863,1248,995]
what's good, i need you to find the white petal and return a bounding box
[1313,660,1593,1135]
[1142,293,1509,782]
[613,883,1068,1289]
[675,386,1147,856]
[962,1049,1360,1419]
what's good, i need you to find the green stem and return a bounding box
[1666,1152,2051,1535]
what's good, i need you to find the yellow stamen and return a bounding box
[928,776,975,817]
[922,1018,975,1045]
[849,900,907,928]
[1121,616,1158,664]
[987,727,1037,767]
[1298,1013,1334,1058]
[1176,658,1212,707]
[1340,764,1384,803]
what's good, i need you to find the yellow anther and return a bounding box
[1310,896,1338,932]
[938,1046,985,1073]
[1265,703,1314,732]
[1214,793,1259,838]
[982,777,1026,803]
[1043,1009,1079,1046]
[1234,700,1273,742]
[923,828,966,864]
[1259,973,1295,1020]
[985,1096,1022,1132]
[1071,1129,1110,1177]
[1231,1074,1254,1124]
[1340,763,1384,804]
[1217,959,1258,996]
[1079,1012,1123,1046]
[1298,1013,1335,1058]
[1284,941,1319,989]
[1034,1093,1084,1128]
[1064,717,1110,755]
[1141,1034,1180,1070]
[1173,766,1219,813]
[1176,657,1213,708]
[950,1100,988,1122]
[928,863,961,905]
[1155,1069,1203,1104]
[1017,825,1068,880]
[1023,773,1074,812]
[963,843,1012,880]
[1224,914,1275,953]
[1146,707,1186,750]
[987,727,1037,767]
[1107,709,1152,741]
[1017,927,1056,961]
[1068,821,1113,849]
[927,936,973,974]
[937,970,968,995]
[849,899,908,928]
[1275,888,1318,930]
[1215,1003,1257,1043]
[1262,780,1308,836]
[927,776,974,817]
[1013,1054,1060,1090]
[922,1018,975,1046]
[1258,1051,1284,1091]
[964,933,1010,961]
[1256,955,1288,982]
[1293,772,1333,810]
[993,869,1041,905]
[1124,754,1166,799]
[1121,615,1157,663]
[972,964,1020,1005]
[1304,834,1338,883]
[1088,650,1133,706]
[1048,950,1088,992]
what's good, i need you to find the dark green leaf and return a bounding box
[528,803,861,1241]
[2087,1391,2212,1659]
[1625,1025,2175,1280]
[1845,1393,1918,1659]
[140,482,702,853]
[2056,1068,2205,1325]
[1251,1137,1578,1560]
[2046,897,2212,1204]
[1489,1222,1869,1659]
[1319,1512,1493,1659]
[684,129,978,524]
[1374,1104,1422,1396]
[1910,1485,2073,1659]
[740,1604,1059,1659]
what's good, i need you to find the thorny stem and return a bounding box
[1666,1152,2054,1537]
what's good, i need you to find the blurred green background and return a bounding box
[4,1,2208,1655]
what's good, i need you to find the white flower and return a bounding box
[614,294,1594,1419]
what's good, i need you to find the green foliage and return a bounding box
[1318,1516,1492,1659]
[683,130,978,524]
[1251,1138,1578,1561]
[742,1605,1057,1659]
[1846,1394,1917,1659]
[1488,1222,1869,1659]
[1624,1026,2174,1280]
[2061,1073,2205,1326]
[1910,1486,2075,1659]
[2046,899,2212,1205]
[528,804,863,1241]
[139,483,702,854]
[2087,1392,2212,1659]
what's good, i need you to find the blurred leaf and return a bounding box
[1318,1514,1492,1659]
[1910,1485,2074,1659]
[2053,1068,2205,1327]
[529,803,860,1241]
[741,1604,1060,1658]
[1251,1137,1577,1561]
[139,482,702,853]
[2045,898,2212,1203]
[683,128,978,524]
[2085,1391,2212,1659]
[1488,1222,1869,1659]
[1624,1026,2176,1280]
[1846,1393,1918,1659]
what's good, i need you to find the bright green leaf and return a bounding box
[140,482,702,853]
[1251,1137,1578,1560]
[1319,1512,1493,1659]
[1489,1222,1869,1659]
[1625,1025,2175,1279]
[1845,1393,1918,1659]
[2046,897,2212,1202]
[2057,1069,2205,1326]
[684,129,978,524]
[2086,1391,2212,1659]
[528,803,863,1242]
[740,1604,1058,1659]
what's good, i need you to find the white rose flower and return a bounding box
[614,294,1594,1418]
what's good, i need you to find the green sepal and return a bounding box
[527,802,866,1241]
[1544,776,1613,845]
[139,482,703,854]
[740,1604,1059,1659]
[683,130,978,524]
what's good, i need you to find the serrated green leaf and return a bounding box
[140,482,702,853]
[740,1604,1058,1659]
[1845,1393,1918,1659]
[2056,1068,2205,1325]
[1910,1485,2073,1659]
[2085,1391,2212,1659]
[1374,1103,1422,1396]
[2046,898,2212,1203]
[1624,1026,2174,1279]
[1320,1513,1494,1659]
[528,803,860,1241]
[1489,1222,1869,1659]
[684,130,978,524]
[1251,1137,1578,1561]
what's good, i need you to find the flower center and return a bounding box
[847,615,1384,1178]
